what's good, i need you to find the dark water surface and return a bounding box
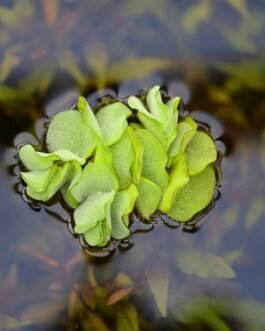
[0,1,265,330]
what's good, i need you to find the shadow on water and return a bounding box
[0,1,265,330]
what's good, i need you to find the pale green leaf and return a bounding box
[129,86,180,150]
[95,102,131,146]
[60,162,83,208]
[168,165,216,222]
[185,131,217,176]
[21,167,56,192]
[168,116,197,167]
[74,190,115,234]
[77,96,102,137]
[135,176,162,219]
[70,157,119,204]
[134,129,168,190]
[83,224,102,247]
[46,110,98,159]
[19,144,85,170]
[110,127,143,190]
[111,184,138,240]
[159,154,189,213]
[136,111,167,148]
[146,85,169,127]
[24,163,72,201]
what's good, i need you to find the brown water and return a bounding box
[0,1,265,330]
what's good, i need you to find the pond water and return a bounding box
[0,1,265,330]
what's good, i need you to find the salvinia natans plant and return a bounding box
[19,86,218,247]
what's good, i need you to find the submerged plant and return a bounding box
[18,86,219,247]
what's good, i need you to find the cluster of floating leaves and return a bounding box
[18,85,219,248]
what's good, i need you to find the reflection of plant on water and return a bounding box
[0,1,265,330]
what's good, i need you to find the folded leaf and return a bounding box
[168,165,216,222]
[159,154,189,213]
[70,147,119,204]
[129,86,180,150]
[77,96,102,138]
[21,167,56,192]
[134,128,168,191]
[74,190,115,234]
[24,163,72,201]
[146,85,169,128]
[168,116,197,167]
[95,102,131,146]
[60,162,83,208]
[165,96,181,148]
[111,127,143,190]
[185,131,217,176]
[135,176,162,219]
[46,110,98,159]
[19,144,86,170]
[111,184,138,240]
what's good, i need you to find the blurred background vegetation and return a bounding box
[0,1,265,330]
[0,0,264,144]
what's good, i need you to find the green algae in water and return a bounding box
[18,86,219,247]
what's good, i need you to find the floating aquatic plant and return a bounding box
[18,86,219,247]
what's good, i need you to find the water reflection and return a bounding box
[0,79,264,330]
[0,0,264,328]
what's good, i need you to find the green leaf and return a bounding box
[185,131,217,176]
[77,96,102,138]
[46,110,98,159]
[117,303,139,331]
[23,162,74,202]
[135,110,167,148]
[70,148,119,204]
[95,102,131,146]
[175,250,236,279]
[74,190,115,246]
[110,127,143,190]
[146,85,169,127]
[168,116,197,167]
[21,167,56,192]
[135,176,162,219]
[134,128,168,191]
[128,86,180,150]
[60,162,83,208]
[159,154,189,213]
[19,144,86,170]
[111,184,138,240]
[168,165,216,222]
[145,255,169,317]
